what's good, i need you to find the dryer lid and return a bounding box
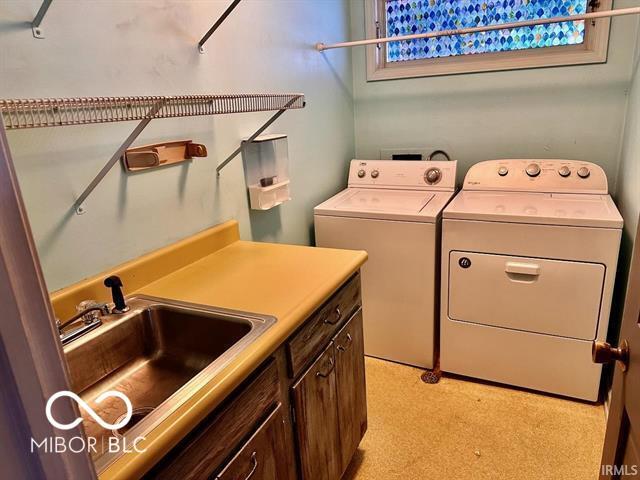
[444,191,623,228]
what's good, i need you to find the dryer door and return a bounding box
[448,251,604,340]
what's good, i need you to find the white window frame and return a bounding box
[365,0,612,81]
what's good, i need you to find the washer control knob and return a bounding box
[558,166,571,177]
[424,167,442,184]
[371,169,380,179]
[577,166,591,179]
[498,166,509,177]
[525,163,541,177]
[357,169,366,178]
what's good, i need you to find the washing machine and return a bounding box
[314,159,457,368]
[441,159,622,401]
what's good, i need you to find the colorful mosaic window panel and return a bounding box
[385,0,587,62]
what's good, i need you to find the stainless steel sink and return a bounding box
[63,295,275,471]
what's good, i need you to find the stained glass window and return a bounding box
[385,0,588,63]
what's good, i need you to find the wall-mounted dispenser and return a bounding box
[242,134,291,210]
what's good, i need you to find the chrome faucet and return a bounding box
[58,275,130,345]
[58,301,110,345]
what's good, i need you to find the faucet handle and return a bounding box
[76,300,109,323]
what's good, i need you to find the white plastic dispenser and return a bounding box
[241,134,291,210]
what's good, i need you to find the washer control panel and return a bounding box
[348,159,457,190]
[462,159,608,194]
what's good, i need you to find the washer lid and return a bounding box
[315,188,454,222]
[335,189,434,213]
[444,191,623,228]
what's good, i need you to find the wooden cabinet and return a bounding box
[291,308,367,480]
[291,343,342,480]
[334,309,367,473]
[287,274,361,377]
[215,405,294,480]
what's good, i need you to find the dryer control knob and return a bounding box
[357,169,366,178]
[371,169,380,178]
[498,166,509,176]
[424,167,442,184]
[525,163,541,177]
[577,167,591,179]
[558,166,571,177]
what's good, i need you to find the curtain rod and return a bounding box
[316,7,640,51]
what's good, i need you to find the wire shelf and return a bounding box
[0,94,305,130]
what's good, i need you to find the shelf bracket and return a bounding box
[72,100,165,215]
[216,97,301,176]
[32,0,53,39]
[198,0,242,53]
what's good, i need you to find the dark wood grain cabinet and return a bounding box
[144,272,366,480]
[334,310,367,473]
[291,309,367,480]
[292,343,342,480]
[215,405,294,480]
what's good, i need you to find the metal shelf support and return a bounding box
[216,97,303,176]
[32,0,53,39]
[72,100,165,215]
[198,0,242,54]
[0,93,305,214]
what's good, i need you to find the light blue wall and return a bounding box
[615,30,640,249]
[1,0,355,291]
[610,27,640,339]
[349,0,639,189]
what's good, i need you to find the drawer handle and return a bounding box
[323,307,342,325]
[242,452,258,480]
[316,357,335,378]
[505,262,540,276]
[337,333,352,352]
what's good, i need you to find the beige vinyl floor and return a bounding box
[343,357,606,480]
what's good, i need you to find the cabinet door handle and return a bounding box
[316,357,335,378]
[324,306,342,325]
[337,333,352,352]
[241,452,258,480]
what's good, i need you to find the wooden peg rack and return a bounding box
[122,140,207,172]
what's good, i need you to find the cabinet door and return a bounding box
[216,404,293,480]
[334,308,367,474]
[291,343,341,480]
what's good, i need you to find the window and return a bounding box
[365,0,611,80]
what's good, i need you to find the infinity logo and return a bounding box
[45,390,133,431]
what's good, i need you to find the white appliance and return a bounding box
[441,159,623,401]
[314,159,457,368]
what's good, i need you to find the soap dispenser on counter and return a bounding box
[241,134,291,210]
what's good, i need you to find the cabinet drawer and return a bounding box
[145,360,280,480]
[287,273,361,377]
[215,404,293,480]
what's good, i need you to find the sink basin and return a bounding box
[63,295,275,471]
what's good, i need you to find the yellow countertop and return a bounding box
[50,220,367,480]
